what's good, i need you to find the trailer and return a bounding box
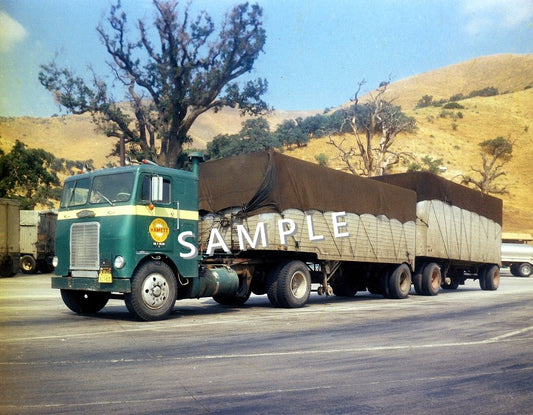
[0,198,20,278]
[51,151,502,321]
[19,210,57,274]
[372,172,502,293]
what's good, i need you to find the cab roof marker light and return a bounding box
[142,159,158,166]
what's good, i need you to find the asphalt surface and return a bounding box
[0,271,532,414]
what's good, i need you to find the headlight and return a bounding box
[52,256,59,267]
[114,256,126,269]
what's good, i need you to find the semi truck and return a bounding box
[501,242,533,277]
[19,210,58,274]
[51,150,502,321]
[0,198,20,278]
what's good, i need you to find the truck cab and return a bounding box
[52,161,201,319]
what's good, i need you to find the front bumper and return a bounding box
[51,276,131,293]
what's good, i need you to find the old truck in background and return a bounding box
[0,198,20,277]
[501,243,533,277]
[19,210,57,274]
[51,151,502,321]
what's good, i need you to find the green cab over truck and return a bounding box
[52,151,502,321]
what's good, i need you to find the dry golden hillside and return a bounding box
[0,54,531,233]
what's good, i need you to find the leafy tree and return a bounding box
[0,141,60,209]
[407,155,443,174]
[275,119,308,149]
[461,136,513,194]
[328,80,416,176]
[39,0,269,168]
[415,94,433,108]
[207,117,280,159]
[314,153,329,167]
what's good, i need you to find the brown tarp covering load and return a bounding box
[372,172,502,225]
[199,151,417,223]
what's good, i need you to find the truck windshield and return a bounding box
[89,173,135,205]
[60,178,90,208]
[60,172,135,208]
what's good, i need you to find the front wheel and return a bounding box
[61,289,110,314]
[125,261,177,321]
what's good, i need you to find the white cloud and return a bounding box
[461,0,533,36]
[0,11,28,53]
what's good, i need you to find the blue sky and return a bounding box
[1,0,532,117]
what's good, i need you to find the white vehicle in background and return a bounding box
[501,243,533,277]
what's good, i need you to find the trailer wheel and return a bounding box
[480,265,500,291]
[60,289,110,314]
[266,262,287,307]
[20,255,37,274]
[517,263,532,278]
[274,261,311,308]
[125,261,177,321]
[421,263,441,296]
[388,264,411,299]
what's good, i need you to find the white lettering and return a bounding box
[332,211,349,238]
[278,218,297,245]
[206,228,231,255]
[178,231,198,259]
[306,214,324,242]
[237,222,268,250]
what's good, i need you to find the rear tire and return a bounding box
[388,264,411,299]
[421,262,441,296]
[273,261,311,308]
[20,255,37,274]
[518,263,532,278]
[60,289,110,314]
[125,261,177,321]
[480,265,500,291]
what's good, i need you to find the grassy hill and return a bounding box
[1,54,532,234]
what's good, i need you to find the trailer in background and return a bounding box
[501,243,533,277]
[0,198,20,278]
[19,210,57,274]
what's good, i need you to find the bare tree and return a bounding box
[328,80,416,176]
[39,1,269,167]
[461,136,513,194]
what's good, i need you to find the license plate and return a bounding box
[98,268,113,283]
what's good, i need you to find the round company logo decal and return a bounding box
[149,218,170,243]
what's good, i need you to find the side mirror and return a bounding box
[151,176,163,202]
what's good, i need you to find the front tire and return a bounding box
[61,289,110,314]
[125,261,177,321]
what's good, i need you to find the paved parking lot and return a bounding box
[0,271,532,414]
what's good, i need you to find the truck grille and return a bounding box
[70,222,100,270]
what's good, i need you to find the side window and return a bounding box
[140,175,171,204]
